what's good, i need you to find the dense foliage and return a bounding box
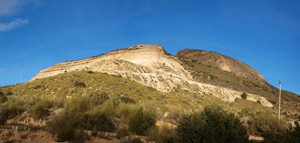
[129,107,156,135]
[0,91,7,103]
[74,81,86,88]
[174,105,248,143]
[287,121,300,143]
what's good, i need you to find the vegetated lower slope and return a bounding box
[0,71,270,118]
[0,72,297,142]
[177,49,300,119]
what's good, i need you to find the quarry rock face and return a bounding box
[31,44,273,107]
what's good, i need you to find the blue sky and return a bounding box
[0,0,299,95]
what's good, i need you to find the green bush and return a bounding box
[129,107,156,135]
[6,91,13,95]
[89,92,109,106]
[87,112,115,132]
[72,130,88,143]
[47,111,68,135]
[74,81,86,88]
[241,92,247,99]
[263,130,289,143]
[116,126,130,139]
[0,91,7,103]
[116,103,134,119]
[87,71,94,74]
[4,97,24,118]
[251,111,283,135]
[120,96,135,103]
[31,103,49,119]
[102,100,117,117]
[287,121,300,143]
[0,106,8,125]
[72,112,115,132]
[66,96,91,113]
[31,98,52,119]
[33,85,42,89]
[147,125,174,143]
[174,105,248,143]
[57,124,75,142]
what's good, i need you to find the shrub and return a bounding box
[120,96,135,103]
[129,107,156,135]
[71,113,89,129]
[87,112,115,132]
[241,92,247,99]
[116,126,130,139]
[89,92,109,106]
[147,125,174,143]
[0,106,8,125]
[33,85,42,89]
[263,130,288,143]
[6,91,13,95]
[72,130,88,143]
[87,71,94,74]
[174,105,248,143]
[72,112,115,132]
[4,97,24,118]
[47,111,68,135]
[116,103,134,119]
[252,111,283,134]
[57,124,75,142]
[31,98,52,119]
[66,96,90,113]
[102,99,119,117]
[287,121,300,143]
[74,81,86,88]
[158,125,174,143]
[47,111,88,142]
[31,102,49,119]
[0,91,7,103]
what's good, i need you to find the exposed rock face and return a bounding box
[31,44,273,107]
[177,49,264,81]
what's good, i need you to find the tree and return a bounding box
[174,105,248,143]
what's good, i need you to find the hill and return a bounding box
[30,44,273,107]
[1,44,299,142]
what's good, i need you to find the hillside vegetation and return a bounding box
[1,71,292,142]
[180,59,300,119]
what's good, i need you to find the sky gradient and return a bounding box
[0,0,299,95]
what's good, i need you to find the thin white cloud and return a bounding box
[0,0,39,32]
[0,18,28,31]
[0,0,24,17]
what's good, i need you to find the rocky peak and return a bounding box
[103,44,175,67]
[177,49,264,81]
